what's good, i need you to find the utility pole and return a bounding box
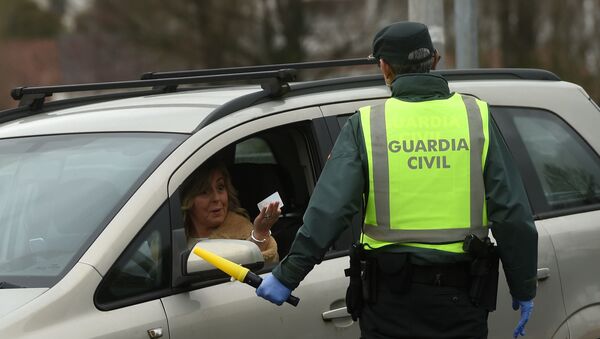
[409,0,445,69]
[454,0,479,68]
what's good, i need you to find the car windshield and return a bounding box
[0,133,185,288]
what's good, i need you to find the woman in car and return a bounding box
[181,160,280,263]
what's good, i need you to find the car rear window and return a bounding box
[493,107,600,213]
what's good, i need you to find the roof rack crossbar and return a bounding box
[11,69,297,110]
[141,57,377,80]
[434,68,560,81]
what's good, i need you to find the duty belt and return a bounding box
[369,251,472,288]
[409,263,471,288]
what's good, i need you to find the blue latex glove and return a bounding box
[256,273,292,306]
[512,298,534,337]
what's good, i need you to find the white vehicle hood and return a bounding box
[0,288,47,319]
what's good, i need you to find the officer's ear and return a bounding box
[431,49,441,70]
[379,59,395,87]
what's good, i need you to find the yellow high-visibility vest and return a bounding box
[359,93,490,253]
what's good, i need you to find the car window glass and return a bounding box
[0,133,183,288]
[95,202,170,310]
[504,108,600,210]
[234,137,276,164]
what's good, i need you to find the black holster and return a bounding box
[344,243,375,321]
[464,235,500,311]
[345,245,413,320]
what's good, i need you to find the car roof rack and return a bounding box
[435,68,560,81]
[142,60,560,82]
[11,69,298,111]
[141,58,377,80]
[9,58,379,112]
[4,58,561,127]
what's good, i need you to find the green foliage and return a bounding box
[0,0,63,39]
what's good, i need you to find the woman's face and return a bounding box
[190,169,229,229]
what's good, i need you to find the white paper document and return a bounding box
[257,191,284,211]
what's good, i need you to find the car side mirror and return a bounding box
[185,239,264,277]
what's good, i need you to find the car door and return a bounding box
[161,107,360,339]
[491,105,600,338]
[485,109,568,339]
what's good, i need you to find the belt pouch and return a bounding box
[377,253,412,294]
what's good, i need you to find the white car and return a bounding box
[1,61,599,338]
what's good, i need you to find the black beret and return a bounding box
[372,21,434,64]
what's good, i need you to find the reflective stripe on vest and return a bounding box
[360,94,489,250]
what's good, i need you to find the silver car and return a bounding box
[0,61,599,338]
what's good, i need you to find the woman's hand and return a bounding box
[253,201,281,242]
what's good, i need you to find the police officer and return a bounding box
[257,21,537,339]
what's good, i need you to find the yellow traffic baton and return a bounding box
[192,246,300,306]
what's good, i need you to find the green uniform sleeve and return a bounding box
[272,114,365,289]
[486,119,538,301]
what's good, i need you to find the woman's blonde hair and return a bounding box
[181,160,248,232]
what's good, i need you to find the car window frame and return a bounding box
[167,107,337,293]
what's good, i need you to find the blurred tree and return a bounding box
[498,0,539,67]
[48,0,67,17]
[1,0,598,109]
[541,0,600,102]
[261,0,307,63]
[473,0,540,68]
[63,0,406,83]
[0,0,63,39]
[73,0,308,74]
[0,0,64,110]
[476,0,599,102]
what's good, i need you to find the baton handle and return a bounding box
[244,271,300,307]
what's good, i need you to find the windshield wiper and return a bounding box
[0,281,22,289]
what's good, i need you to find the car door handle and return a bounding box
[537,267,550,281]
[147,328,163,339]
[322,307,350,320]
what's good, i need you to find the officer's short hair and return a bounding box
[388,48,434,74]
